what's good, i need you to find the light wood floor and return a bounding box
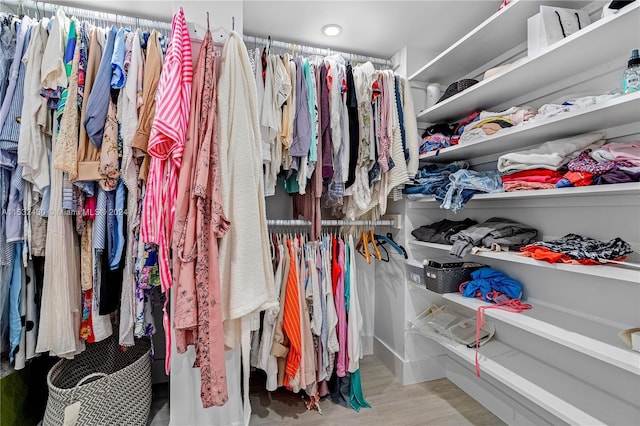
[249,355,505,426]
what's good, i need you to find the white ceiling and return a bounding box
[46,0,503,58]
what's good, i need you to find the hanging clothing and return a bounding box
[118,28,145,347]
[131,30,163,181]
[172,29,230,408]
[36,115,85,359]
[217,30,277,425]
[140,7,193,375]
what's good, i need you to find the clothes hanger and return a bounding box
[377,242,390,262]
[356,229,371,264]
[368,228,382,261]
[374,232,408,259]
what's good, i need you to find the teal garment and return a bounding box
[303,59,317,162]
[281,173,300,194]
[349,369,371,412]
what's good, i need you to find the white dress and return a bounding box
[35,130,85,358]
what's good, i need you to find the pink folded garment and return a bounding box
[503,181,557,192]
[592,141,640,166]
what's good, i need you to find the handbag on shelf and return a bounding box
[527,5,591,57]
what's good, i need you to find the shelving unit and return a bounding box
[414,2,640,124]
[441,293,640,374]
[408,240,640,283]
[408,0,592,83]
[407,181,640,203]
[391,1,640,424]
[418,92,640,162]
[438,338,625,426]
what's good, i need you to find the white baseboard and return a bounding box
[373,337,446,385]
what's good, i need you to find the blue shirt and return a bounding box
[111,27,129,89]
[83,26,117,148]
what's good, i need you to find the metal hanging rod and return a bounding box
[267,219,395,227]
[243,34,393,68]
[0,0,172,31]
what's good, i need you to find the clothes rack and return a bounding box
[0,0,172,32]
[267,219,396,227]
[243,33,393,68]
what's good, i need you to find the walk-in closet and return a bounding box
[1,1,638,425]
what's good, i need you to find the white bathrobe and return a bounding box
[217,31,277,426]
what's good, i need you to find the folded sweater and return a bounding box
[497,132,605,172]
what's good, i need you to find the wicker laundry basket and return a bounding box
[43,336,152,426]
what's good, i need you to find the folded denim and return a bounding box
[449,217,538,257]
[403,161,468,196]
[441,169,503,211]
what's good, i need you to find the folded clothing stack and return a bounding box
[498,132,605,173]
[412,218,478,244]
[521,233,634,265]
[501,169,564,191]
[458,106,537,144]
[403,161,467,199]
[449,217,538,257]
[441,169,504,211]
[403,162,504,211]
[528,93,621,123]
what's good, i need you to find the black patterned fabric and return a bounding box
[525,233,633,261]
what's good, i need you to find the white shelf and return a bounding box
[418,93,640,162]
[407,182,640,203]
[415,3,640,124]
[441,293,640,375]
[408,240,640,283]
[437,338,619,426]
[408,0,591,83]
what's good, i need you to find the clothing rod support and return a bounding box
[267,219,395,227]
[243,34,393,67]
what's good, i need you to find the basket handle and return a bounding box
[75,372,109,388]
[71,372,110,402]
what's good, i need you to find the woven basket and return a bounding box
[436,79,479,103]
[423,263,484,293]
[43,336,152,426]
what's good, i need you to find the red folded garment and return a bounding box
[501,169,564,184]
[561,171,596,187]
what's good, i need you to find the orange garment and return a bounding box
[283,240,302,388]
[519,245,621,265]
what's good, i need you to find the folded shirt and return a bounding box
[449,217,538,257]
[497,132,605,173]
[411,218,478,244]
[503,181,557,191]
[590,141,640,166]
[501,169,564,184]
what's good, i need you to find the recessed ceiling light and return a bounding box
[322,24,342,37]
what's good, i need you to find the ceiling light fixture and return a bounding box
[322,24,342,37]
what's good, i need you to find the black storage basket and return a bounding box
[423,263,484,293]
